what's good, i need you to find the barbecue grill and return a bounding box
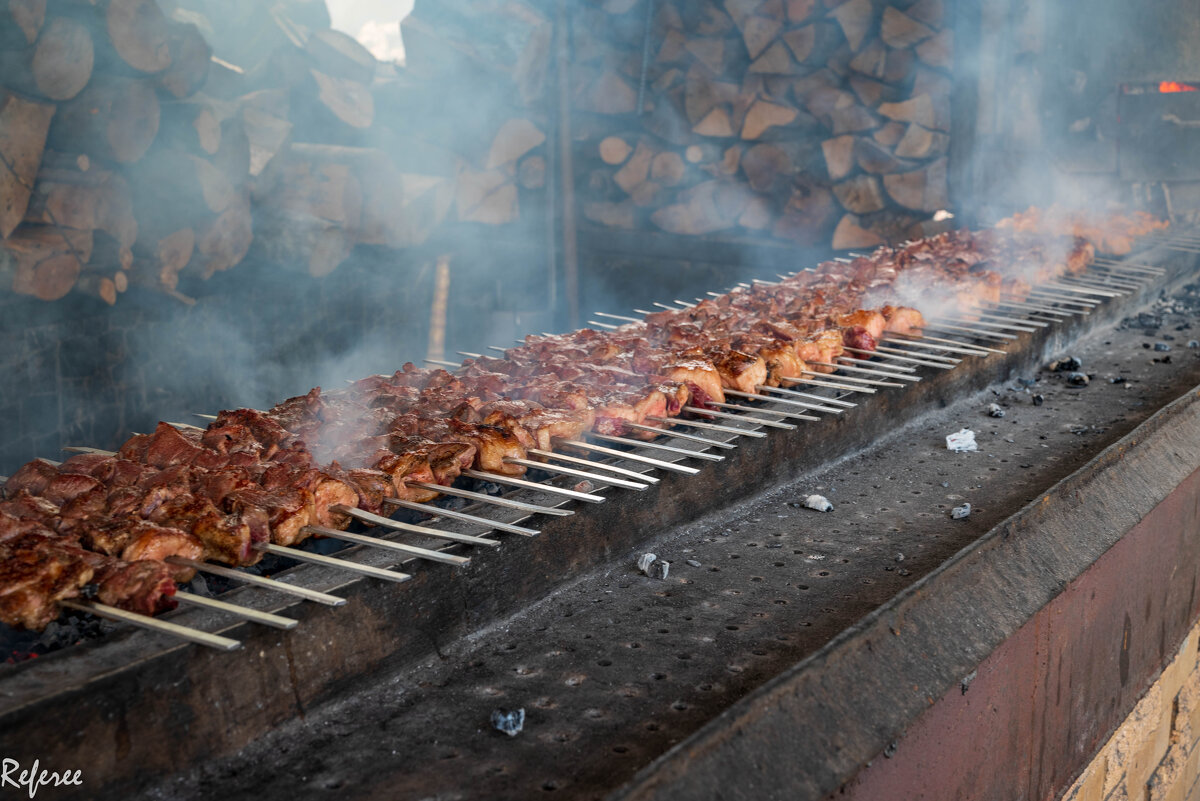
[2,223,1196,800]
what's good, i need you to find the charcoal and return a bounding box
[985,403,1005,418]
[1047,356,1081,372]
[1154,342,1172,352]
[1188,340,1199,349]
[1033,394,1045,406]
[648,559,670,580]
[951,503,971,519]
[686,559,701,568]
[491,708,526,737]
[1066,373,1089,386]
[637,553,657,574]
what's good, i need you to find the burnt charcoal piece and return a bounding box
[1111,377,1128,384]
[986,403,1005,418]
[491,708,526,737]
[1048,356,1082,372]
[1154,343,1172,352]
[1033,394,1045,406]
[1066,373,1090,387]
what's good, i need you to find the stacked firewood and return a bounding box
[0,0,554,304]
[574,0,952,249]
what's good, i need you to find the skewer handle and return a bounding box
[60,599,242,651]
[168,557,346,606]
[175,591,298,630]
[255,543,412,583]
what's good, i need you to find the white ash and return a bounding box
[686,559,701,568]
[951,503,972,519]
[986,403,1005,418]
[648,560,670,580]
[803,494,833,512]
[945,429,978,452]
[637,553,657,574]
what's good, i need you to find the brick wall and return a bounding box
[1064,624,1200,801]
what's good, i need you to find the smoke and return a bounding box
[326,0,413,63]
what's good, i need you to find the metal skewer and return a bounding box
[844,346,957,368]
[932,317,1038,334]
[1037,282,1123,298]
[335,505,501,546]
[60,599,241,651]
[724,388,846,412]
[1078,271,1148,288]
[835,355,917,374]
[588,433,725,462]
[683,406,796,430]
[174,591,298,630]
[595,312,642,323]
[588,320,619,330]
[404,481,575,516]
[915,323,1016,341]
[462,469,607,502]
[1021,291,1098,309]
[754,385,856,408]
[302,525,474,564]
[884,332,1004,354]
[970,312,1050,329]
[874,341,964,362]
[706,400,821,421]
[991,299,1076,317]
[525,448,663,483]
[167,557,346,606]
[789,374,879,392]
[880,340,983,359]
[1058,276,1134,293]
[424,358,462,368]
[554,440,702,475]
[502,457,652,490]
[254,543,412,583]
[645,415,768,438]
[621,421,737,449]
[799,369,902,388]
[385,496,546,532]
[815,360,921,381]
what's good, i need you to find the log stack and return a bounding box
[574,0,952,250]
[0,0,506,303]
[0,0,955,306]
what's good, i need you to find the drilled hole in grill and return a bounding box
[645,722,660,731]
[726,625,739,630]
[542,781,559,792]
[597,659,612,667]
[613,746,630,755]
[672,701,689,711]
[651,673,667,681]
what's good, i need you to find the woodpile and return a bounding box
[0,0,955,307]
[0,0,539,304]
[574,0,953,249]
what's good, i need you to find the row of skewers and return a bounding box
[0,207,1179,652]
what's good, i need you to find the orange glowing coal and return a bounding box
[1159,81,1199,93]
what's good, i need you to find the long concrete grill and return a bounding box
[0,230,1195,800]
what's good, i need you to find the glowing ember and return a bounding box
[1159,81,1199,93]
